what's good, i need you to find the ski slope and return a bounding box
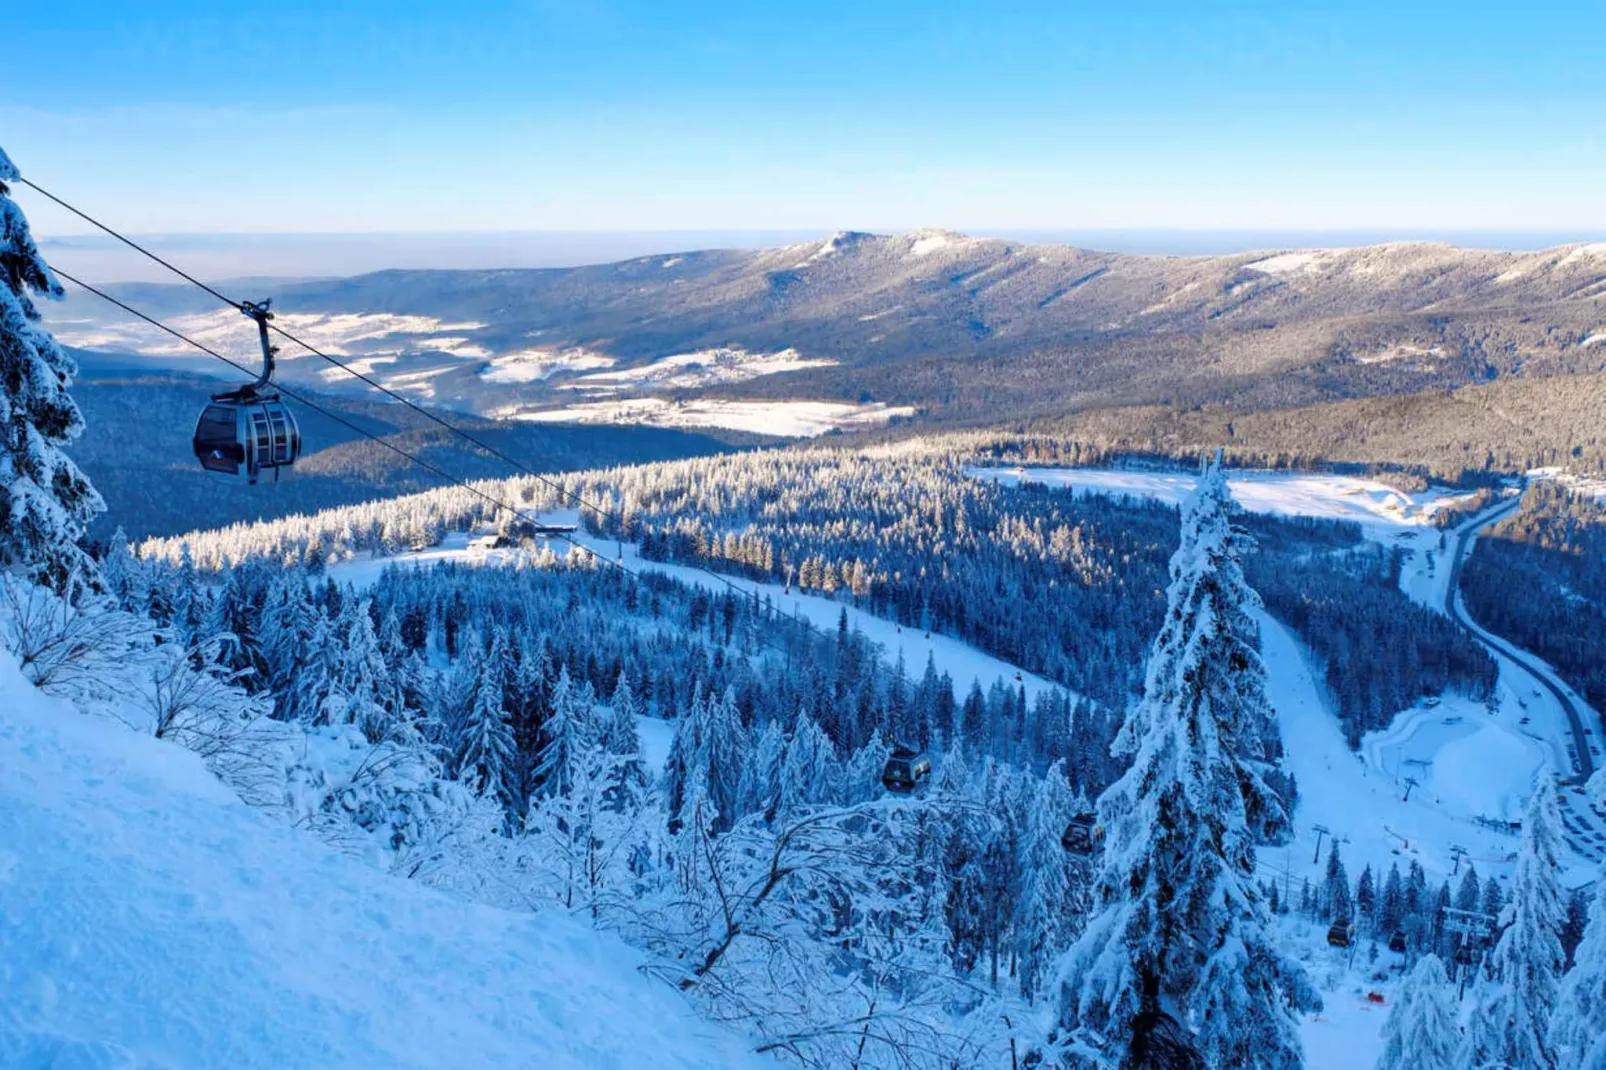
[0,650,759,1070]
[1255,608,1533,886]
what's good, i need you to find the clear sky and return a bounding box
[6,0,1605,236]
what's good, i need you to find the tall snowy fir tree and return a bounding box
[1054,456,1316,1068]
[456,635,519,813]
[1016,760,1084,1003]
[0,146,103,595]
[1463,769,1566,1070]
[1376,955,1459,1070]
[1554,869,1606,1069]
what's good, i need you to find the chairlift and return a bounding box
[1061,812,1103,856]
[881,746,931,794]
[191,299,301,484]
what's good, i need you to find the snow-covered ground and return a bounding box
[1362,702,1543,824]
[970,466,1477,534]
[0,649,759,1070]
[634,714,676,772]
[506,397,915,437]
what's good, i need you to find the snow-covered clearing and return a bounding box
[479,348,616,384]
[1362,702,1543,823]
[1352,343,1448,365]
[510,398,914,437]
[969,466,1476,534]
[634,714,676,771]
[0,650,758,1070]
[567,347,835,391]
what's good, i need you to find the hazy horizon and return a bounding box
[41,227,1606,285]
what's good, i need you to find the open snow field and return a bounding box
[1363,701,1544,824]
[0,651,759,1070]
[969,466,1478,534]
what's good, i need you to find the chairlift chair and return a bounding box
[191,299,301,484]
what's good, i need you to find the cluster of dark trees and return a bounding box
[1461,482,1606,715]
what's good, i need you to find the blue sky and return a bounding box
[6,0,1604,235]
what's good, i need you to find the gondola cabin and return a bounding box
[881,747,931,794]
[192,395,300,484]
[1387,930,1408,954]
[1061,813,1104,856]
[191,298,302,484]
[1326,921,1355,948]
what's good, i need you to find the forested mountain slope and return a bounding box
[49,233,1606,439]
[136,445,1495,743]
[967,367,1606,482]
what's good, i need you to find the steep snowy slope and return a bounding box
[0,651,758,1070]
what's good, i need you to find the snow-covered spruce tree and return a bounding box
[1054,456,1316,1068]
[456,638,519,814]
[1554,864,1606,1069]
[0,146,103,596]
[777,710,838,817]
[1462,769,1566,1070]
[1376,954,1459,1070]
[1017,760,1085,1003]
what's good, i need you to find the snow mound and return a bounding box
[0,650,758,1070]
[907,230,968,258]
[1244,252,1322,275]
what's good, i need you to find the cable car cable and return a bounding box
[50,266,810,662]
[23,177,799,615]
[20,175,626,525]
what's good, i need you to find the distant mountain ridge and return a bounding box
[49,230,1606,437]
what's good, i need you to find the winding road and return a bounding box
[1441,494,1606,861]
